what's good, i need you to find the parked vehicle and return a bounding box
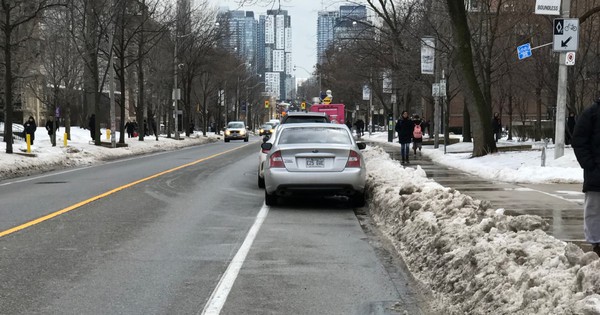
[308,104,345,124]
[224,121,249,142]
[261,123,367,207]
[257,112,332,188]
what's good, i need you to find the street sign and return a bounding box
[553,18,579,52]
[264,100,269,108]
[565,52,576,66]
[432,83,440,97]
[517,43,532,60]
[535,0,560,15]
[300,102,306,110]
[439,79,446,97]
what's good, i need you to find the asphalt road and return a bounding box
[0,136,432,314]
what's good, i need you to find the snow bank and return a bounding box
[0,128,220,180]
[364,146,600,315]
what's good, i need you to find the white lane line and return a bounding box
[201,204,270,315]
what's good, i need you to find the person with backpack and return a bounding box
[395,111,414,164]
[412,115,424,157]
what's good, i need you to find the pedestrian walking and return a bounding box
[88,114,96,141]
[45,116,59,136]
[23,116,37,145]
[395,111,414,164]
[125,120,135,138]
[345,119,352,132]
[566,112,576,145]
[572,98,600,256]
[412,115,424,157]
[355,119,364,137]
[492,112,502,143]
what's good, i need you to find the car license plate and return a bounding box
[306,158,325,168]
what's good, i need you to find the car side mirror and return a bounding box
[262,136,270,143]
[357,142,366,150]
[261,142,273,150]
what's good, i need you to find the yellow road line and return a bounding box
[0,144,250,238]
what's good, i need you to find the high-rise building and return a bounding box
[316,5,369,65]
[258,9,293,100]
[317,11,339,65]
[217,9,257,71]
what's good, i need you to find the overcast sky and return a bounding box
[205,0,357,79]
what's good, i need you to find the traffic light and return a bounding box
[301,102,306,110]
[265,100,270,108]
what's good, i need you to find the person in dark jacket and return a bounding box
[395,111,414,164]
[492,112,502,143]
[566,112,576,145]
[23,116,37,145]
[45,117,59,136]
[572,99,600,256]
[88,114,96,141]
[125,120,135,138]
[355,119,364,137]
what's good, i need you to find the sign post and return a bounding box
[553,0,574,159]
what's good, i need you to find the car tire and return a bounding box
[265,190,277,206]
[350,191,366,207]
[258,175,265,188]
[224,138,230,142]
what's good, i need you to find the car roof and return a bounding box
[278,122,346,130]
[280,112,331,123]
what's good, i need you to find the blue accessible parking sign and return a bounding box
[517,43,532,60]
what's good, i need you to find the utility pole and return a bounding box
[554,0,571,159]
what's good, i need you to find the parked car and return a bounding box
[257,112,332,188]
[224,121,248,142]
[261,123,367,207]
[258,124,275,136]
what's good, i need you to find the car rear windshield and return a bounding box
[228,122,245,128]
[282,116,329,123]
[278,127,351,145]
[261,125,272,129]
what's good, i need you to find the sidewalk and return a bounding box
[373,141,586,248]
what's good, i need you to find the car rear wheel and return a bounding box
[265,190,277,206]
[258,175,265,188]
[350,191,366,207]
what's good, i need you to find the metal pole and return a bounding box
[554,0,571,159]
[173,33,180,140]
[108,9,116,148]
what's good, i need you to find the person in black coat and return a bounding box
[88,114,96,141]
[566,112,576,145]
[572,99,600,255]
[492,112,502,143]
[395,111,414,164]
[24,116,37,145]
[125,120,135,138]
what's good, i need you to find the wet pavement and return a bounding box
[372,142,588,250]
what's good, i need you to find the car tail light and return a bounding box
[346,151,361,168]
[269,151,285,168]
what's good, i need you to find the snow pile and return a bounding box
[0,128,220,180]
[364,146,600,315]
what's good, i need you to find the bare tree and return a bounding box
[1,0,64,153]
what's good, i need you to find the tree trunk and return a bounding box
[446,0,496,156]
[3,6,14,153]
[136,1,146,141]
[535,85,542,141]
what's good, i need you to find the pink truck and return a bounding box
[308,104,345,124]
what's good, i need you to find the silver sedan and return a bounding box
[261,123,367,207]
